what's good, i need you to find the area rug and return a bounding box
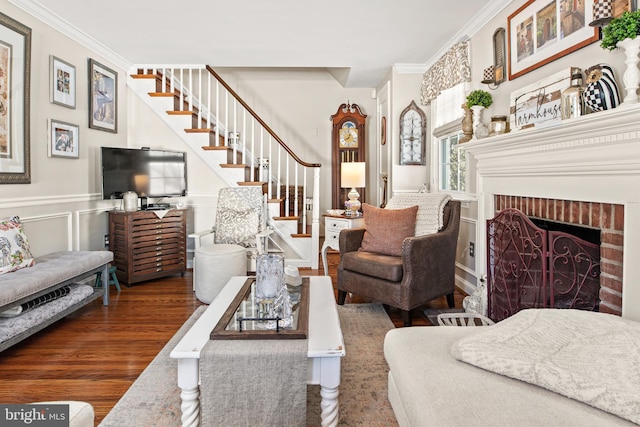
[100,303,398,426]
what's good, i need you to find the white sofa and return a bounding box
[384,309,638,426]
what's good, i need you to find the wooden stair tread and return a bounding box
[167,110,193,116]
[201,146,229,151]
[149,92,175,97]
[237,181,265,186]
[291,233,311,238]
[131,74,156,79]
[273,216,299,221]
[185,128,213,133]
[220,164,246,169]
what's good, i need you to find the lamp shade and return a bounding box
[341,162,366,188]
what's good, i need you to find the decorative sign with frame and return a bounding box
[88,58,118,133]
[510,67,576,130]
[48,119,79,159]
[0,12,31,184]
[508,0,598,80]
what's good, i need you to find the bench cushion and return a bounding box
[0,251,113,308]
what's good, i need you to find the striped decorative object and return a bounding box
[583,64,620,112]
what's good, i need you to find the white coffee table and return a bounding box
[170,275,345,427]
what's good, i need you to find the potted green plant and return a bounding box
[466,90,492,139]
[600,10,640,50]
[600,10,640,103]
[466,89,493,108]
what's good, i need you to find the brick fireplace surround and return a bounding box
[494,195,623,315]
[464,104,640,322]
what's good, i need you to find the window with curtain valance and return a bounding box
[420,41,471,106]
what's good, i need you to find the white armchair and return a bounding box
[190,186,273,272]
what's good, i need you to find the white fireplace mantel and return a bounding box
[463,103,640,322]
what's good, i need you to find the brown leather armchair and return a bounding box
[337,200,461,326]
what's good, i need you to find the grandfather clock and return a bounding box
[330,103,367,209]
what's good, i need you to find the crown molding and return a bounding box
[394,0,514,75]
[8,0,131,71]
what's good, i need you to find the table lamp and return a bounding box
[134,174,150,210]
[341,162,366,215]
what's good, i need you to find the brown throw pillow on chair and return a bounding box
[359,203,418,256]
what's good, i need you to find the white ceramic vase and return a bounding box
[470,105,488,139]
[618,37,640,104]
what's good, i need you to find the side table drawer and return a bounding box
[326,218,348,232]
[325,230,341,246]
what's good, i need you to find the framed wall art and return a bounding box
[0,12,31,184]
[88,58,117,133]
[508,0,599,80]
[50,56,76,108]
[49,119,79,159]
[399,101,426,166]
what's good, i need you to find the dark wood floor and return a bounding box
[0,251,465,424]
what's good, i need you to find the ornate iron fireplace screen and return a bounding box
[487,209,601,322]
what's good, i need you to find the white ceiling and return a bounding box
[17,0,511,87]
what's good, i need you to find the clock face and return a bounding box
[339,121,358,148]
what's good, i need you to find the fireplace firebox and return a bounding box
[487,208,600,322]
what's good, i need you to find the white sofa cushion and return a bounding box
[384,326,634,426]
[451,309,640,425]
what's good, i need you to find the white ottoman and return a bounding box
[194,244,246,303]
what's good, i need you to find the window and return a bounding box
[439,131,466,192]
[432,82,468,193]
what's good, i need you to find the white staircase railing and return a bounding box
[130,65,321,269]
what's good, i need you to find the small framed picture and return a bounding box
[88,58,118,133]
[50,56,76,109]
[49,119,79,159]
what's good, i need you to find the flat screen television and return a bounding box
[101,147,187,200]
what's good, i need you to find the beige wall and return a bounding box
[0,0,128,255]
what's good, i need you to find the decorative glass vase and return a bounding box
[255,254,284,303]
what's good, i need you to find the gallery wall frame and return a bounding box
[0,12,31,184]
[48,119,79,159]
[50,56,76,109]
[88,58,117,133]
[508,0,599,80]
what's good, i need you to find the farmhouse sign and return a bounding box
[510,68,576,130]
